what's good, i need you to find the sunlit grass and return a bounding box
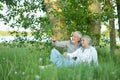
[0,45,120,80]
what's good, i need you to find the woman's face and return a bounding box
[81,37,89,48]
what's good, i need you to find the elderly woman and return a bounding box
[64,35,98,66]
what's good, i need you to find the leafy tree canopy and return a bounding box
[0,0,116,44]
[0,0,51,42]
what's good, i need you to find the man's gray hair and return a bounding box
[82,35,92,45]
[74,31,82,38]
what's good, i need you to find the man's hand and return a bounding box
[51,36,56,42]
[63,52,67,57]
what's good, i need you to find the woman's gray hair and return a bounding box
[82,35,92,45]
[73,31,82,38]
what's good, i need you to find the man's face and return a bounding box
[71,33,80,43]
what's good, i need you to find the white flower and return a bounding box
[39,66,45,69]
[22,72,25,75]
[14,71,17,74]
[35,75,41,80]
[3,58,5,60]
[39,58,42,62]
[38,64,53,70]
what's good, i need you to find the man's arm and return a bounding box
[51,36,68,47]
[54,41,69,47]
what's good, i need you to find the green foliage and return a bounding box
[0,0,17,6]
[0,3,4,19]
[99,34,110,47]
[0,0,51,43]
[53,0,93,34]
[0,0,101,40]
[0,3,3,9]
[0,0,118,48]
[0,0,117,46]
[101,3,116,21]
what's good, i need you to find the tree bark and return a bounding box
[109,19,116,54]
[88,20,101,46]
[107,0,116,54]
[44,0,68,40]
[88,0,101,46]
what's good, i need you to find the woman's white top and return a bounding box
[67,46,98,65]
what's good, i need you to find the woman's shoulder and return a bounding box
[89,46,96,50]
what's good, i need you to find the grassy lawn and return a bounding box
[0,45,120,80]
[0,47,40,79]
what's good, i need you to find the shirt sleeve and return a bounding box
[54,41,69,47]
[67,48,80,58]
[91,47,98,65]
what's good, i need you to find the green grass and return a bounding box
[0,45,120,80]
[0,47,48,80]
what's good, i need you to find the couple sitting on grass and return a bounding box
[50,31,98,67]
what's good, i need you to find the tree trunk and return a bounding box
[109,19,116,54]
[44,0,68,40]
[87,20,101,46]
[107,0,116,54]
[116,0,120,39]
[88,0,101,46]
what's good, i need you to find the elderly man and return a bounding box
[50,31,82,67]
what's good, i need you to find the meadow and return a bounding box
[0,42,120,80]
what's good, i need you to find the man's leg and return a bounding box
[63,56,74,67]
[50,48,63,67]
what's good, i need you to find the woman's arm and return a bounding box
[91,47,98,65]
[66,48,80,58]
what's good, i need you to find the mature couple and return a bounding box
[50,31,98,67]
